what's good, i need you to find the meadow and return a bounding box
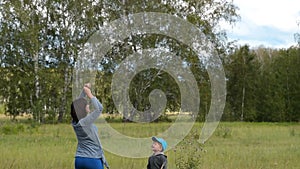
[0,119,299,169]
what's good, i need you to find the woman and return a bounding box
[71,83,109,169]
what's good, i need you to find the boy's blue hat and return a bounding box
[152,137,167,151]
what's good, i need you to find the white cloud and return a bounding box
[236,0,299,31]
[221,0,300,48]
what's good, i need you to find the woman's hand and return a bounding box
[83,84,93,99]
[84,83,91,89]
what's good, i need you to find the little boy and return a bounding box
[147,137,168,169]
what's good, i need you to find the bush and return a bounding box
[156,114,172,122]
[215,126,232,138]
[105,116,123,123]
[0,122,39,135]
[175,131,203,169]
[0,123,24,135]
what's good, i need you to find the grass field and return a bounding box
[0,120,299,169]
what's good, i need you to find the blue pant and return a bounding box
[75,157,104,169]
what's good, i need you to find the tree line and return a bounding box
[0,0,299,123]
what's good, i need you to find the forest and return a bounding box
[0,0,299,123]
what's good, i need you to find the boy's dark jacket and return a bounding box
[147,153,167,169]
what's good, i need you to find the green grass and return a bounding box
[0,121,299,169]
[198,122,300,169]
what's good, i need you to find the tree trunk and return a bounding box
[34,52,41,123]
[241,54,246,121]
[58,67,70,122]
[241,84,245,121]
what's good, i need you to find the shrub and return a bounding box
[0,123,24,135]
[175,130,203,169]
[215,126,232,138]
[0,122,39,135]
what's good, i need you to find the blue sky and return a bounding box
[221,0,300,48]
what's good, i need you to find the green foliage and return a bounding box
[1,0,299,123]
[0,122,39,135]
[223,46,300,122]
[175,131,203,169]
[0,123,23,135]
[215,126,232,138]
[2,0,238,122]
[156,114,173,123]
[225,45,261,121]
[104,115,123,123]
[290,128,296,137]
